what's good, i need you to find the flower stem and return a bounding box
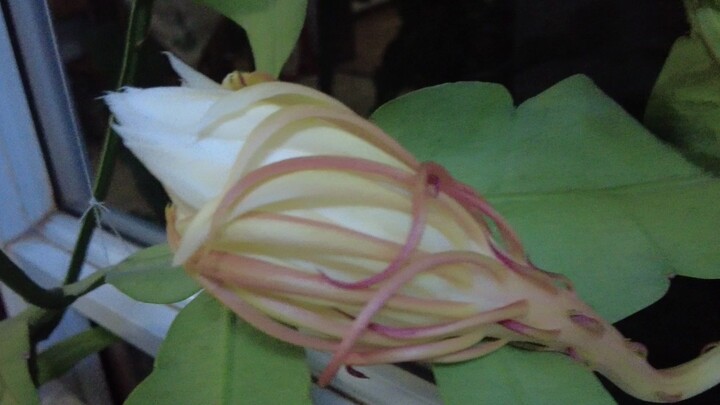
[593,338,720,402]
[63,0,155,285]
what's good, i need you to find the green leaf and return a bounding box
[371,76,720,404]
[372,75,720,315]
[106,244,200,304]
[125,292,312,405]
[0,318,39,405]
[433,350,613,405]
[490,179,720,297]
[685,0,720,60]
[194,0,308,78]
[645,2,720,173]
[35,327,118,386]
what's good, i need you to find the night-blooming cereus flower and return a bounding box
[106,54,720,403]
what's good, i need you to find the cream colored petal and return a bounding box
[236,118,408,175]
[203,103,283,140]
[224,171,405,221]
[192,82,352,137]
[219,170,463,252]
[173,198,218,265]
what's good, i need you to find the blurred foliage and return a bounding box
[645,0,720,174]
[124,292,312,405]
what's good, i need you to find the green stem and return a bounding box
[34,326,119,386]
[1,250,66,309]
[21,270,109,343]
[62,270,107,301]
[63,0,155,285]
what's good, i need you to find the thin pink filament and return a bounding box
[498,319,560,341]
[318,251,505,386]
[430,338,508,363]
[368,300,528,339]
[319,163,431,289]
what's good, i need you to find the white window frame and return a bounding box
[0,1,440,403]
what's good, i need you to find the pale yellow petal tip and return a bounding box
[165,205,180,250]
[165,206,191,267]
[171,237,200,267]
[169,200,219,267]
[221,71,275,90]
[172,231,205,267]
[171,253,188,268]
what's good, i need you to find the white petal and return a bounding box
[118,129,242,208]
[106,87,224,133]
[165,52,223,90]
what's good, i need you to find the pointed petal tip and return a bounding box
[164,52,223,91]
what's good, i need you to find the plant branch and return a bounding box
[15,270,109,343]
[35,326,119,386]
[0,249,67,309]
[63,0,155,285]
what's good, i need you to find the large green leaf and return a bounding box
[0,318,39,405]
[645,1,720,173]
[194,0,308,78]
[125,292,312,405]
[434,350,612,405]
[371,76,720,404]
[106,244,200,304]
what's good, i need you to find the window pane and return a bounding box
[48,0,171,226]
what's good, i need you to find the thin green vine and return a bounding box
[63,0,156,285]
[0,0,156,349]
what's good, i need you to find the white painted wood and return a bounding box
[39,381,86,405]
[310,385,357,405]
[307,351,442,405]
[0,3,54,243]
[5,0,93,211]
